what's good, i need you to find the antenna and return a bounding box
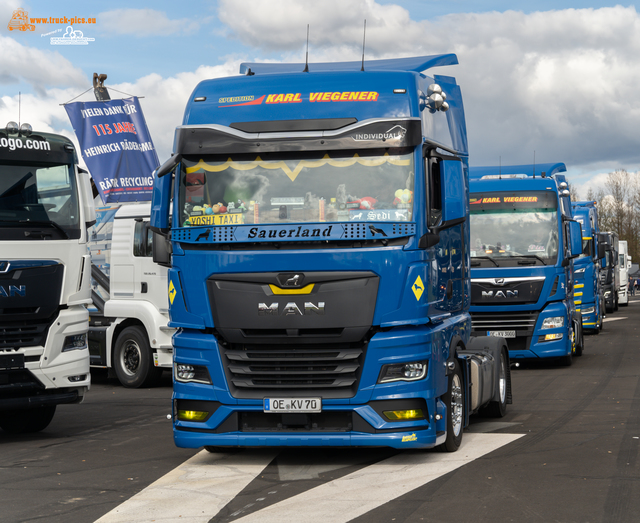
[533,150,536,178]
[303,25,309,73]
[18,92,21,126]
[361,19,367,72]
[499,156,501,178]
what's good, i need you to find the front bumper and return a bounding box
[173,397,446,449]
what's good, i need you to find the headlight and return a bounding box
[174,363,212,384]
[62,333,88,352]
[378,361,428,383]
[581,306,595,314]
[605,291,612,298]
[541,316,564,329]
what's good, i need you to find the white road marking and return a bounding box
[604,317,627,323]
[94,449,278,523]
[94,433,522,523]
[235,433,523,523]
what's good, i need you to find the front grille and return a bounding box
[471,311,539,336]
[0,314,56,350]
[220,341,366,399]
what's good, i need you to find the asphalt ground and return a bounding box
[2,299,640,523]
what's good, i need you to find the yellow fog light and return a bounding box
[383,409,424,421]
[177,410,209,421]
[540,333,563,342]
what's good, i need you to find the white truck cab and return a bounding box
[88,202,174,387]
[0,124,94,433]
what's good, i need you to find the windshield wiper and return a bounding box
[509,254,547,266]
[471,256,500,267]
[19,219,70,239]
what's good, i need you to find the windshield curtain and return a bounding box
[0,162,81,237]
[469,191,559,262]
[178,149,415,227]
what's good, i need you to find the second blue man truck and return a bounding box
[468,164,583,365]
[150,55,512,451]
[571,201,605,333]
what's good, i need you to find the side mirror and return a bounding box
[441,159,465,222]
[152,231,172,267]
[150,166,173,233]
[420,156,466,249]
[597,242,605,260]
[77,168,97,228]
[567,220,582,258]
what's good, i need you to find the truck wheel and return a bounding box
[480,348,508,418]
[436,359,464,452]
[614,296,619,311]
[560,350,573,366]
[114,326,162,388]
[574,320,583,357]
[0,406,56,433]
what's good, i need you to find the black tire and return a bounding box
[113,326,162,388]
[614,296,619,311]
[480,348,508,417]
[574,319,584,357]
[436,359,464,452]
[560,351,573,366]
[0,406,56,433]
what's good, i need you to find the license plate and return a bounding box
[0,353,25,370]
[264,398,321,413]
[488,330,516,338]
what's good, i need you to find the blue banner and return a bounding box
[65,97,158,204]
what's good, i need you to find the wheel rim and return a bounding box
[120,339,142,376]
[498,358,506,403]
[451,373,463,437]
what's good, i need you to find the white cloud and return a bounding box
[98,8,202,36]
[218,1,640,176]
[0,35,86,95]
[0,59,242,167]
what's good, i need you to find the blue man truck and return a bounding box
[468,164,583,365]
[571,201,605,333]
[150,55,512,451]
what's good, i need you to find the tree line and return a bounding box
[584,169,639,264]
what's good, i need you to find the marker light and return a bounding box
[6,121,19,134]
[177,410,209,422]
[383,409,425,421]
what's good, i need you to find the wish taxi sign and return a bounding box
[187,214,244,226]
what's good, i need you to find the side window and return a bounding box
[133,220,153,257]
[426,158,442,228]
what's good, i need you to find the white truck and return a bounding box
[87,202,174,387]
[0,123,94,433]
[618,240,631,306]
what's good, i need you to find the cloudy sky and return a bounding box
[1,0,636,198]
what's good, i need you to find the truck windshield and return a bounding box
[469,191,559,263]
[0,162,81,238]
[178,148,415,227]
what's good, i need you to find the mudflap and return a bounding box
[459,336,512,412]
